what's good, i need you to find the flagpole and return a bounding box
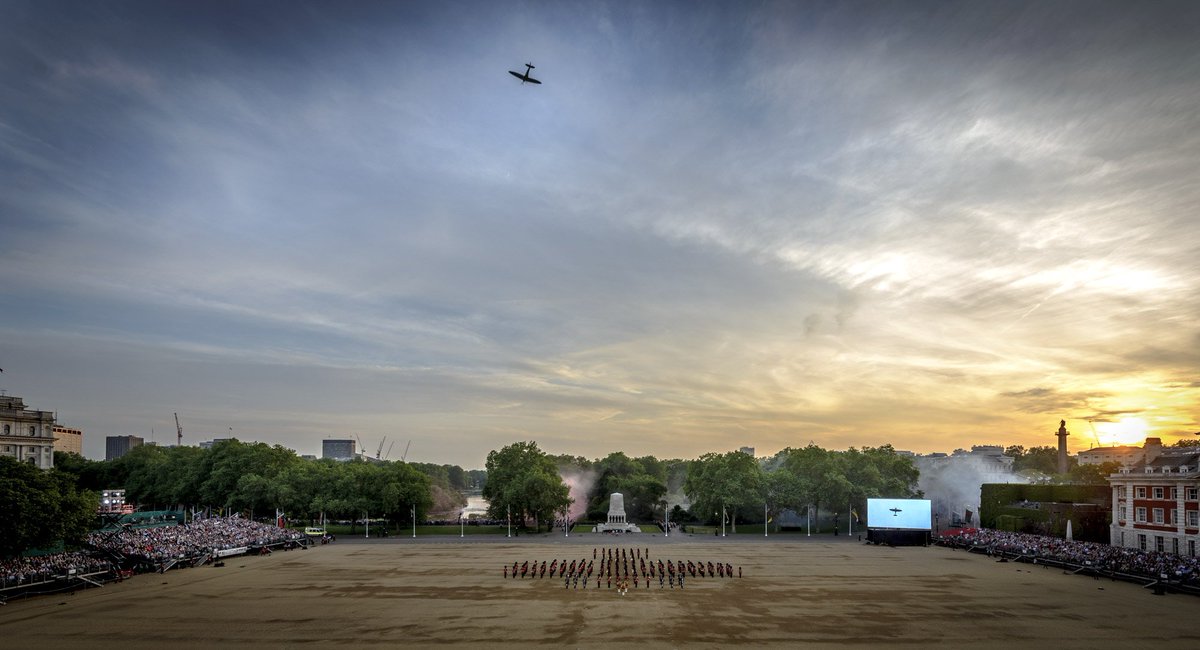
[722,505,726,537]
[507,505,511,538]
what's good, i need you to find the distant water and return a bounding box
[463,495,489,518]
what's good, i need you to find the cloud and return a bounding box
[2,2,1198,464]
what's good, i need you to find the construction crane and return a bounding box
[401,440,411,462]
[376,436,387,460]
[384,440,396,460]
[174,413,183,447]
[355,433,364,459]
[1088,420,1102,448]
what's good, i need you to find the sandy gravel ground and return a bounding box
[2,533,1197,649]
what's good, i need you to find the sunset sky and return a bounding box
[2,1,1197,467]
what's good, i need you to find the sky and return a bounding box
[2,1,1198,468]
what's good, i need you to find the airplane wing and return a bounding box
[508,71,524,80]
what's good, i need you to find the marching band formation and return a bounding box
[503,546,742,594]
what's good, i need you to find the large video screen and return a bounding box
[867,498,932,531]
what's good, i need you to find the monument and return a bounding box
[592,492,642,533]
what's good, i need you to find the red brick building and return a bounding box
[1109,448,1200,557]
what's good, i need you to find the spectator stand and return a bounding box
[936,528,1200,597]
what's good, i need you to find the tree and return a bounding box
[684,450,763,532]
[1012,446,1068,475]
[588,452,668,522]
[1068,460,1123,484]
[763,468,806,531]
[0,457,98,557]
[483,441,570,531]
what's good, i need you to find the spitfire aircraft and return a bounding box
[508,63,541,85]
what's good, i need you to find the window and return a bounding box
[1138,534,1147,550]
[1118,486,1127,499]
[1189,511,1199,527]
[1171,488,1178,500]
[1153,487,1165,499]
[1192,540,1197,557]
[2,424,8,434]
[1174,538,1180,555]
[1136,507,1147,523]
[1188,488,1198,501]
[1153,508,1164,524]
[1136,487,1147,498]
[1156,536,1165,552]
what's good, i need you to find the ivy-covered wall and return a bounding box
[980,484,1111,542]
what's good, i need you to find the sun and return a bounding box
[1094,417,1149,446]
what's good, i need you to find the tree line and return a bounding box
[51,440,484,530]
[481,441,923,532]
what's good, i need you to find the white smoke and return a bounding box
[915,452,1029,527]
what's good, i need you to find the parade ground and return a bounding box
[2,534,1197,649]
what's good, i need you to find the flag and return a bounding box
[767,516,773,523]
[851,509,860,523]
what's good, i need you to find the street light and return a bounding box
[460,510,464,538]
[411,504,416,539]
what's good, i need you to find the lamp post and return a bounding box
[411,504,416,539]
[460,510,464,538]
[764,503,768,537]
[721,505,726,537]
[365,512,369,539]
[506,505,511,538]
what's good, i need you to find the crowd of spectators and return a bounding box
[2,517,304,598]
[938,528,1200,584]
[86,515,306,563]
[1,551,114,590]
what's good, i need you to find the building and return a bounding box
[0,394,57,469]
[1108,446,1200,557]
[322,438,356,461]
[199,438,235,449]
[106,435,144,461]
[738,446,755,457]
[52,424,83,456]
[1079,438,1162,467]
